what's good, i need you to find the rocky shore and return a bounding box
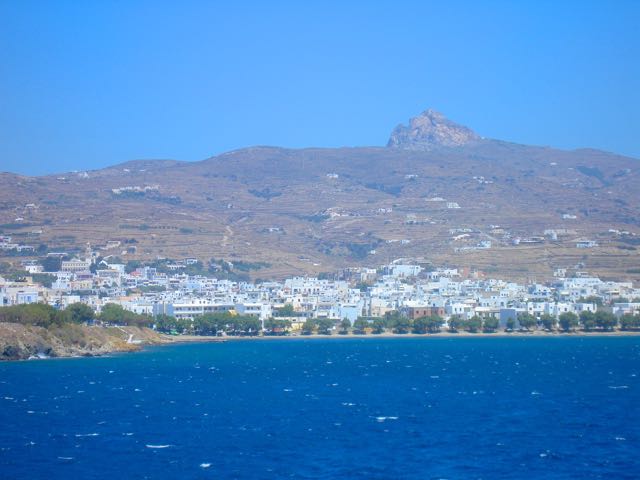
[0,322,169,361]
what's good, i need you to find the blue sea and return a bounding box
[1,337,639,479]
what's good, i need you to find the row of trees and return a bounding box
[2,302,639,335]
[448,315,499,333]
[552,311,640,332]
[155,312,262,336]
[300,314,496,335]
[0,302,152,329]
[299,311,640,336]
[0,302,95,328]
[373,312,500,334]
[98,303,153,327]
[493,311,639,332]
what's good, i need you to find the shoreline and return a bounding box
[169,329,640,343]
[0,323,168,362]
[3,327,640,363]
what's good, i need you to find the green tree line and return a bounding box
[2,303,638,336]
[0,302,95,328]
[0,302,152,329]
[154,312,262,336]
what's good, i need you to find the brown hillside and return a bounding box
[1,111,638,281]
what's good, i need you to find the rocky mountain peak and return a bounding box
[387,109,480,149]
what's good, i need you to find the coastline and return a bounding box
[3,325,640,362]
[0,323,169,361]
[172,329,640,343]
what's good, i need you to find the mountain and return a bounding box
[0,110,638,281]
[388,109,481,149]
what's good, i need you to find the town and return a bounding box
[1,253,639,335]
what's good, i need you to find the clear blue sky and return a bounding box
[1,0,638,175]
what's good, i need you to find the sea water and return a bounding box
[0,337,639,479]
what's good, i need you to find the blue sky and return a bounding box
[0,0,638,175]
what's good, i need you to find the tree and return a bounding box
[339,318,351,335]
[448,315,464,332]
[483,317,499,333]
[426,315,444,333]
[595,311,617,331]
[208,313,263,336]
[155,314,183,334]
[517,313,536,331]
[465,316,482,333]
[193,314,219,335]
[316,318,334,335]
[31,273,56,288]
[505,317,516,332]
[125,260,142,274]
[236,316,261,336]
[371,317,386,334]
[384,311,402,327]
[274,304,296,317]
[99,303,128,324]
[420,315,439,333]
[0,303,64,328]
[301,318,316,335]
[66,302,95,324]
[412,316,428,334]
[579,311,596,331]
[392,316,411,334]
[620,314,640,331]
[353,317,369,334]
[539,314,557,331]
[99,303,152,327]
[264,318,291,336]
[40,256,62,272]
[558,312,579,332]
